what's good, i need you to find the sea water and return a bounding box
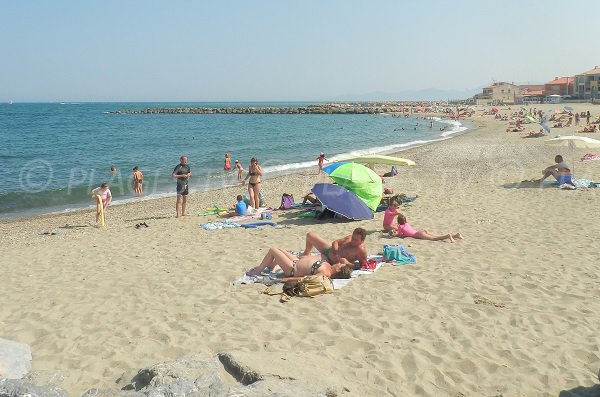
[0,102,468,219]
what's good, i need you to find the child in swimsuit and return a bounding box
[224,152,232,171]
[396,213,463,243]
[235,160,243,181]
[316,152,328,174]
[91,183,112,224]
[383,200,401,233]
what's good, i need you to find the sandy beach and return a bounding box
[1,104,600,396]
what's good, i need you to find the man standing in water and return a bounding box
[172,155,192,217]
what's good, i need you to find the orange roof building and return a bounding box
[544,77,574,97]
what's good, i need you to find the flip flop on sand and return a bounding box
[39,229,59,236]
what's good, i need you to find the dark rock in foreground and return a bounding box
[1,353,336,397]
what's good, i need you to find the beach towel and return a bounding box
[233,272,283,286]
[201,221,241,230]
[383,244,417,264]
[232,254,386,289]
[197,206,229,217]
[331,255,385,289]
[226,207,273,222]
[563,179,599,189]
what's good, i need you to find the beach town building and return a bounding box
[474,82,519,105]
[573,66,600,100]
[544,77,574,97]
[517,84,545,104]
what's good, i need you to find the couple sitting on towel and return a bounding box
[246,228,368,281]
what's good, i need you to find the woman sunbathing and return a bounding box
[246,246,352,281]
[393,213,463,243]
[521,129,545,138]
[581,124,598,133]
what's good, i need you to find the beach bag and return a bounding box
[258,191,266,207]
[279,275,334,302]
[242,192,266,207]
[279,193,294,210]
[383,165,398,178]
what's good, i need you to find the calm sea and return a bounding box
[0,102,468,219]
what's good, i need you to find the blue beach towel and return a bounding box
[383,244,416,264]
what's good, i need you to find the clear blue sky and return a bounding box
[1,0,596,102]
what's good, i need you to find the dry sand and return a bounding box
[1,103,600,396]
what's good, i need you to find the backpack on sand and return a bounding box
[279,193,294,210]
[264,275,334,303]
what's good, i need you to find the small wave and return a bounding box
[260,135,460,174]
[439,119,468,137]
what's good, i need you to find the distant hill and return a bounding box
[329,87,483,102]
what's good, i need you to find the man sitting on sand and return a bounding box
[535,155,574,186]
[302,228,368,267]
[246,247,352,281]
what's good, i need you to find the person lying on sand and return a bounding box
[581,124,598,133]
[301,193,321,206]
[393,213,464,243]
[521,129,545,138]
[302,228,368,266]
[246,247,352,281]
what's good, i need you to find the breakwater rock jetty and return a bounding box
[113,102,450,115]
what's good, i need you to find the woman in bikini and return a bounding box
[246,246,352,280]
[242,157,263,208]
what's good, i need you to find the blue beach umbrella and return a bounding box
[311,183,374,220]
[322,162,349,175]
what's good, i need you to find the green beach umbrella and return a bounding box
[326,162,383,211]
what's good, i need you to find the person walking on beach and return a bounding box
[172,155,192,217]
[242,157,262,208]
[91,183,112,224]
[316,152,328,174]
[132,166,143,196]
[234,159,244,182]
[394,213,463,243]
